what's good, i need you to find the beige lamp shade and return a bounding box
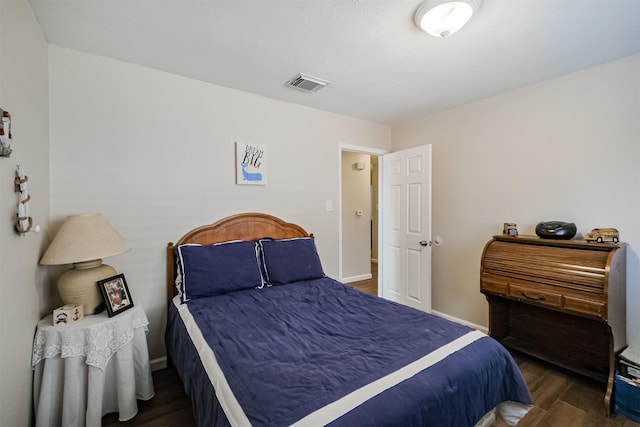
[40,214,130,314]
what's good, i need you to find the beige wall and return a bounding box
[392,54,640,345]
[0,1,50,425]
[48,45,392,362]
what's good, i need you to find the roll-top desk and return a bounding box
[480,235,627,415]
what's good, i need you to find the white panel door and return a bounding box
[381,145,432,312]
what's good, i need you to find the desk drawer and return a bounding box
[481,277,509,296]
[509,284,563,308]
[564,295,606,318]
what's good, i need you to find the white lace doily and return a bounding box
[32,305,149,370]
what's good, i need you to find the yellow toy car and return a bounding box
[584,228,619,243]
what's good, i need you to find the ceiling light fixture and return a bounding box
[414,0,482,38]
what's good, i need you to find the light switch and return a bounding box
[325,200,333,211]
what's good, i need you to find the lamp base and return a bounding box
[57,260,116,314]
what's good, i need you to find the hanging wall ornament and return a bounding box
[0,109,12,158]
[15,165,33,234]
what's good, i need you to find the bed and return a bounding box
[165,212,532,427]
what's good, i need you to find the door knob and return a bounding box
[419,240,430,247]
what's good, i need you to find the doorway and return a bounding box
[339,143,432,312]
[338,144,386,295]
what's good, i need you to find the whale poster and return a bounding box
[236,141,267,185]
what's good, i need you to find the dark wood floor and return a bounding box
[102,367,196,426]
[497,351,639,427]
[348,262,378,295]
[104,265,639,426]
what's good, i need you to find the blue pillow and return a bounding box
[176,241,263,302]
[259,237,325,285]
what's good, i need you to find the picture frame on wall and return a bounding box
[236,141,267,185]
[97,273,134,317]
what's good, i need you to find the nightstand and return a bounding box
[32,304,155,426]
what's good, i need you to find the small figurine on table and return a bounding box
[503,223,518,237]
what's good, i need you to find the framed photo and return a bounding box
[235,141,267,185]
[97,274,134,317]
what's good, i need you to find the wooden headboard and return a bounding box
[166,212,313,302]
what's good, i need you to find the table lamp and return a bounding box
[40,213,130,314]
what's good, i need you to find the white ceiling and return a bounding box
[29,0,640,126]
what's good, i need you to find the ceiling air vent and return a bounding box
[285,73,330,93]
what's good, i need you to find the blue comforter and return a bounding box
[166,277,531,426]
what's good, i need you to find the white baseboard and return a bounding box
[431,310,489,335]
[341,273,373,284]
[150,356,167,372]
